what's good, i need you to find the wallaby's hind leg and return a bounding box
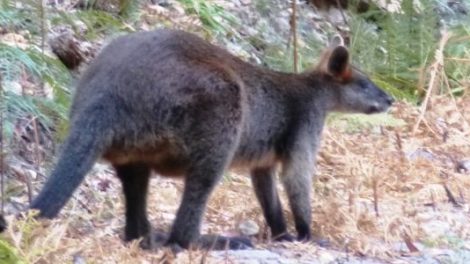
[114,163,152,244]
[166,128,252,250]
[166,155,252,251]
[251,167,294,242]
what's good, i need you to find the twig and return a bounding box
[336,0,348,26]
[413,32,451,134]
[325,129,349,153]
[443,183,461,208]
[372,178,379,217]
[290,0,299,73]
[443,65,470,129]
[30,117,42,203]
[39,0,47,97]
[402,232,419,253]
[394,130,405,163]
[431,191,436,211]
[0,73,4,214]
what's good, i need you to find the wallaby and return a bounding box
[29,29,393,251]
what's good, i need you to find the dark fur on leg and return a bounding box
[114,163,152,243]
[251,167,293,241]
[0,214,6,232]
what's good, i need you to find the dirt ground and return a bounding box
[1,96,470,263]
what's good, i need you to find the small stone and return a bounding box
[3,81,22,95]
[238,220,259,236]
[318,250,336,264]
[406,148,435,161]
[73,253,87,264]
[457,160,470,173]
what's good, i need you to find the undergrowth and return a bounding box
[177,0,239,37]
[349,0,470,101]
[0,44,70,141]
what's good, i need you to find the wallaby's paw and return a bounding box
[137,231,168,250]
[165,242,185,254]
[273,233,296,242]
[159,234,253,253]
[197,234,253,250]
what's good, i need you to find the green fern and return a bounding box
[0,239,22,264]
[0,43,71,141]
[443,15,470,96]
[51,10,130,40]
[349,0,440,100]
[119,0,142,20]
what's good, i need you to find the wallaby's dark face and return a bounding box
[319,43,394,114]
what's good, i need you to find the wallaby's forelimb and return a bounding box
[251,167,292,241]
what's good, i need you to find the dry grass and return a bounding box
[1,95,469,263]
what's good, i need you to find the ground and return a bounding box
[2,96,470,263]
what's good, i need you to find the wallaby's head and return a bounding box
[315,36,394,114]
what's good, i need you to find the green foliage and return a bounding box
[51,10,130,40]
[119,0,142,20]
[0,43,71,141]
[177,0,239,36]
[328,113,406,133]
[443,19,470,96]
[0,0,134,146]
[254,0,270,16]
[349,0,440,101]
[263,42,322,73]
[0,2,35,32]
[0,239,22,264]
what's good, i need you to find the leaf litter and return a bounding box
[1,95,470,263]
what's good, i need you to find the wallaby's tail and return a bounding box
[30,113,110,218]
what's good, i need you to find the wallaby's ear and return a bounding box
[327,45,350,79]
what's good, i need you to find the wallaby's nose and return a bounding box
[386,96,394,106]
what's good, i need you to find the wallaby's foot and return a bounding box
[164,234,253,253]
[197,234,253,250]
[138,231,168,250]
[142,232,252,252]
[272,232,329,247]
[273,233,296,242]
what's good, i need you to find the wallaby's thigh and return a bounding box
[165,80,247,250]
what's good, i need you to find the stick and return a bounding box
[290,0,299,73]
[412,32,451,134]
[0,73,4,214]
[336,0,348,26]
[443,183,461,208]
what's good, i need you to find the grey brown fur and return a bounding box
[30,29,393,250]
